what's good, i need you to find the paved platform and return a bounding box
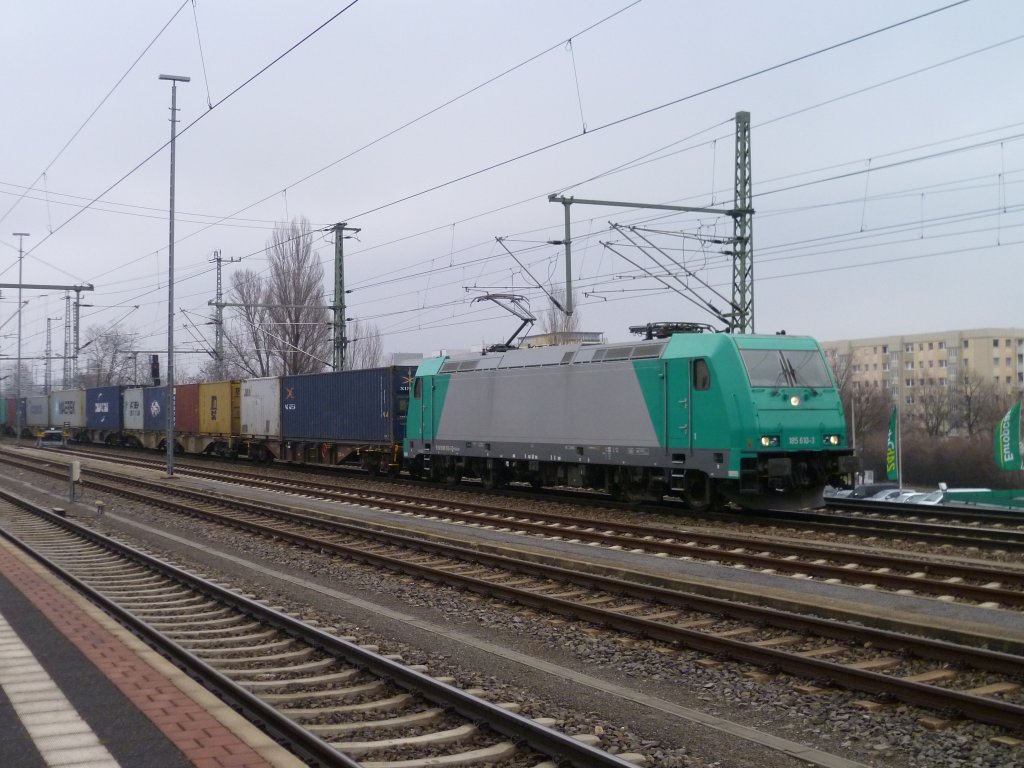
[0,535,304,768]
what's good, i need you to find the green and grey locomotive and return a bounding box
[403,331,858,510]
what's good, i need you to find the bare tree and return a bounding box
[223,268,274,378]
[266,219,332,375]
[950,375,1004,436]
[914,383,953,437]
[222,218,332,377]
[346,319,383,370]
[538,287,580,345]
[75,325,141,387]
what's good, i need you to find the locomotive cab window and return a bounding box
[413,378,423,398]
[740,348,833,389]
[693,359,711,390]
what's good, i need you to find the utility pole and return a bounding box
[159,73,189,477]
[210,249,240,379]
[331,222,360,371]
[730,111,754,333]
[63,292,71,388]
[13,231,29,444]
[547,110,755,333]
[45,318,52,393]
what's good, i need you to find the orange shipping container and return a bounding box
[174,383,199,434]
[198,380,240,436]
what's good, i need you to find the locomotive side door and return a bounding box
[664,357,691,453]
[415,376,434,443]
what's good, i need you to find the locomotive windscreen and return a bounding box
[739,348,833,389]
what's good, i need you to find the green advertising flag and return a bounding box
[885,406,898,481]
[995,401,1022,471]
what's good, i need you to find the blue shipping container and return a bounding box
[87,386,125,431]
[143,387,169,432]
[281,367,415,444]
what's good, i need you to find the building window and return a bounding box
[919,361,924,368]
[881,345,888,354]
[904,343,913,353]
[993,339,1000,348]
[928,378,934,386]
[939,360,947,368]
[905,361,913,370]
[994,358,1000,367]
[1006,339,1012,347]
[928,360,934,368]
[906,395,914,405]
[928,342,934,350]
[882,363,890,372]
[938,341,946,350]
[905,378,913,388]
[940,378,947,387]
[918,343,924,351]
[963,340,969,349]
[964,359,970,367]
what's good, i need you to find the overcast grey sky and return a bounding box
[1,0,1021,376]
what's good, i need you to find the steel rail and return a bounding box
[0,485,641,768]
[25,466,1024,731]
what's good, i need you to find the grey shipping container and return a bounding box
[123,388,145,431]
[281,367,415,444]
[87,386,125,431]
[26,396,49,428]
[240,377,281,439]
[50,389,87,429]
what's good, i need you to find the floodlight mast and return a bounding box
[159,74,189,477]
[12,232,29,444]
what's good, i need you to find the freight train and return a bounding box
[1,330,858,510]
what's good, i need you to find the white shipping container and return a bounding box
[49,389,86,429]
[123,387,145,431]
[240,377,281,439]
[26,396,49,428]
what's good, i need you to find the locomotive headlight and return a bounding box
[824,434,841,446]
[789,395,801,407]
[761,435,780,447]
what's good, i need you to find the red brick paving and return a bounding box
[0,543,277,768]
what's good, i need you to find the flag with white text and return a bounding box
[995,401,1022,471]
[886,406,899,481]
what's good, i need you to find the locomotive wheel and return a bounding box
[683,473,715,512]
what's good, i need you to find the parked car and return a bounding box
[848,483,899,499]
[870,488,920,502]
[898,492,928,504]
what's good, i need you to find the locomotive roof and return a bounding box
[431,332,820,374]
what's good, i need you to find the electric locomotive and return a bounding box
[403,330,858,510]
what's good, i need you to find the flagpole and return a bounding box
[897,403,903,489]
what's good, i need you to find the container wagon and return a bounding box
[279,366,416,471]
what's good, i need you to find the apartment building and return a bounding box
[822,328,1024,404]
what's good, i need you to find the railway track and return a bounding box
[23,447,1024,610]
[0,491,642,768]
[57,443,1024,552]
[3,451,1023,733]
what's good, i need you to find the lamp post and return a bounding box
[12,232,29,445]
[159,74,189,477]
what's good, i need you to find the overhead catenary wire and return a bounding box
[6,2,1007,364]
